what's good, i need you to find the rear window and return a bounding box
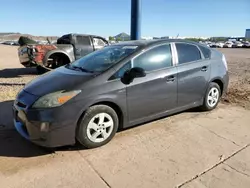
[199,45,211,59]
[57,35,71,44]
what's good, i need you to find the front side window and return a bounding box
[176,43,201,64]
[68,45,138,73]
[132,44,172,72]
[93,38,105,46]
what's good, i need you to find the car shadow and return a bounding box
[0,100,52,157]
[0,68,37,78]
[0,100,205,158]
[119,107,204,132]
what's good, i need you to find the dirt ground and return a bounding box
[0,45,250,188]
[219,48,250,109]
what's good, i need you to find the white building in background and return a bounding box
[245,29,250,39]
[141,36,153,40]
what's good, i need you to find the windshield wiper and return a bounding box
[69,65,94,73]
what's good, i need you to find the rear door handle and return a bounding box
[166,75,175,82]
[201,66,208,71]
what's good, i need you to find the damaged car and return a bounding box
[18,34,109,73]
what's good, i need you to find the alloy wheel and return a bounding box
[86,113,114,143]
[207,87,219,108]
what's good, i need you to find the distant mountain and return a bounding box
[115,32,130,38]
[0,32,58,42]
[0,32,20,36]
[114,32,130,40]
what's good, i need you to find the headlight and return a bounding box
[32,90,81,108]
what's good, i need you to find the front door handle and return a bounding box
[201,66,208,71]
[166,75,175,82]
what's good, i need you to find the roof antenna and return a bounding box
[176,33,179,39]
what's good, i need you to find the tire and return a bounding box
[76,105,119,149]
[36,66,48,74]
[200,82,221,111]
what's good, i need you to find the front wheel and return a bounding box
[200,82,221,111]
[76,105,119,149]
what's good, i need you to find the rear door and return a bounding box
[74,35,94,59]
[175,43,211,107]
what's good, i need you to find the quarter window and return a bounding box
[176,43,201,64]
[109,62,132,80]
[199,45,211,59]
[132,44,172,72]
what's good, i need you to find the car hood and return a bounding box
[23,66,94,97]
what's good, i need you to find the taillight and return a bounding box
[222,54,228,71]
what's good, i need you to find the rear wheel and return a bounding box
[45,54,70,69]
[76,105,119,149]
[200,82,221,111]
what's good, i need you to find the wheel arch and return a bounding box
[43,50,72,66]
[77,100,125,131]
[210,77,224,95]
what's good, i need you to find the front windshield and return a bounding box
[69,45,138,73]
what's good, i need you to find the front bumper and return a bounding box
[13,103,78,148]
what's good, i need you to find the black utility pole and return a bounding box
[130,0,141,40]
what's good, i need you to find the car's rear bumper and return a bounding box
[222,72,229,96]
[13,104,77,148]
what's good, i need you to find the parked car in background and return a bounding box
[223,42,233,48]
[210,42,224,48]
[242,42,250,48]
[209,42,216,48]
[215,42,224,48]
[1,40,19,46]
[199,41,210,47]
[18,33,109,73]
[232,41,243,48]
[13,39,229,148]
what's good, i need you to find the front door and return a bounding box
[175,43,211,107]
[126,44,178,124]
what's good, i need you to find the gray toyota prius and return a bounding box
[13,39,229,148]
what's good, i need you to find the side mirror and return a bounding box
[130,67,146,78]
[121,67,146,84]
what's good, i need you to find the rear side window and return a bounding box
[76,36,90,45]
[199,45,211,59]
[133,44,172,72]
[176,43,201,64]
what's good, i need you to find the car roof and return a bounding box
[112,39,204,48]
[60,33,106,39]
[68,33,104,37]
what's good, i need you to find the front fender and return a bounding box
[75,94,128,128]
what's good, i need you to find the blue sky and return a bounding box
[1,0,249,37]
